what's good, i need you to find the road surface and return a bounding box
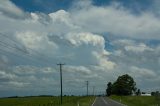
[92,97,126,106]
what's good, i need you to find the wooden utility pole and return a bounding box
[86,81,89,96]
[57,63,65,104]
[93,86,95,96]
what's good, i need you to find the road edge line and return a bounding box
[91,97,97,106]
[108,98,127,106]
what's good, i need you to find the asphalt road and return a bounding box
[92,97,126,106]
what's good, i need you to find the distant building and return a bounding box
[141,93,151,96]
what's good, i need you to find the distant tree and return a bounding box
[151,92,156,96]
[155,91,160,96]
[112,74,136,95]
[142,92,146,94]
[136,89,141,96]
[155,91,160,105]
[106,82,112,96]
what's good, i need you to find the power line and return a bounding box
[0,40,28,54]
[0,33,58,66]
[0,32,56,65]
[0,41,52,66]
[0,46,48,66]
[0,32,108,66]
[57,63,65,105]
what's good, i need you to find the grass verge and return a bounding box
[0,96,95,106]
[110,95,160,106]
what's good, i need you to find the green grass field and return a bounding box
[110,95,160,106]
[0,96,95,106]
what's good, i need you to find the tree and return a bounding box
[106,82,112,96]
[112,74,136,95]
[136,89,141,96]
[151,92,156,96]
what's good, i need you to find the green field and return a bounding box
[0,96,95,106]
[110,95,160,106]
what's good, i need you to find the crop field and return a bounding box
[110,95,160,106]
[0,96,95,106]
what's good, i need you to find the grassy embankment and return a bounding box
[0,96,95,106]
[110,95,160,106]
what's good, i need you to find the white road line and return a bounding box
[77,101,79,106]
[91,97,97,106]
[108,98,127,106]
[102,97,108,105]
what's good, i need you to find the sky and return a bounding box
[0,0,160,97]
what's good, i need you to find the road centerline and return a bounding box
[102,97,108,105]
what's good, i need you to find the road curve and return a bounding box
[92,97,126,106]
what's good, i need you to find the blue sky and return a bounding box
[11,0,74,13]
[11,0,152,14]
[0,0,160,97]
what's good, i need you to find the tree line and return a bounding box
[106,74,141,96]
